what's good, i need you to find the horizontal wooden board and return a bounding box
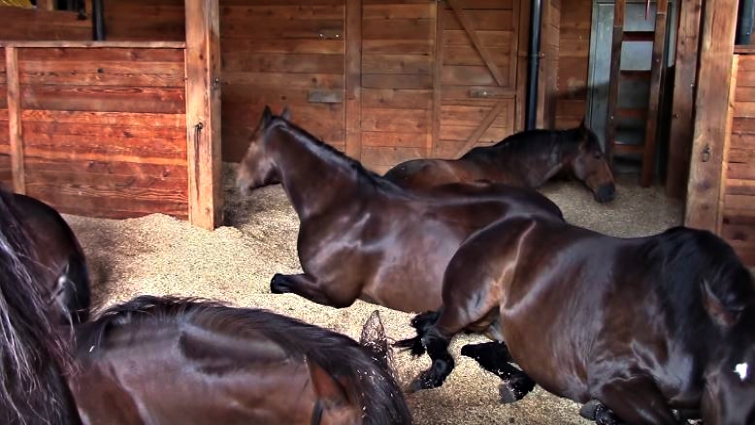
[363,19,434,40]
[440,104,512,127]
[222,18,344,39]
[362,74,432,89]
[363,4,434,19]
[726,179,755,196]
[441,86,515,101]
[222,84,344,106]
[223,72,344,89]
[724,194,755,211]
[0,7,90,41]
[222,52,344,74]
[220,0,343,5]
[729,162,755,180]
[105,17,186,42]
[721,222,755,244]
[221,38,343,54]
[17,47,185,63]
[220,5,344,20]
[443,45,512,66]
[362,40,433,54]
[362,54,432,75]
[362,131,426,148]
[441,65,499,86]
[24,156,188,181]
[18,60,185,88]
[443,30,512,46]
[731,118,755,135]
[20,85,186,114]
[361,88,432,110]
[734,101,755,119]
[728,147,755,164]
[361,108,430,132]
[443,10,514,31]
[21,109,186,127]
[439,123,510,142]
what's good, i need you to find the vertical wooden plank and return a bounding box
[685,0,739,232]
[605,0,625,162]
[36,0,55,11]
[5,47,24,195]
[514,0,530,132]
[536,0,551,128]
[431,2,444,157]
[717,54,738,235]
[640,0,668,188]
[345,0,361,159]
[666,0,703,200]
[185,0,222,230]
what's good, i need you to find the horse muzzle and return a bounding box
[594,183,616,203]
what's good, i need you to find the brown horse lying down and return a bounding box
[383,119,616,203]
[397,216,755,425]
[70,296,411,425]
[12,193,91,325]
[235,106,565,314]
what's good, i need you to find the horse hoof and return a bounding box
[498,384,519,404]
[579,400,601,420]
[270,274,289,294]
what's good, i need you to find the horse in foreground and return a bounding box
[235,106,565,313]
[397,216,755,424]
[11,193,91,324]
[70,296,412,425]
[383,119,616,203]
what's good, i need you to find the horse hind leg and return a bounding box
[270,273,358,309]
[592,375,679,424]
[460,341,536,404]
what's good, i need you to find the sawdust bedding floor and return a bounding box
[63,164,683,425]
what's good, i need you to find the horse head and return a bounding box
[699,260,755,425]
[567,118,616,203]
[236,105,291,196]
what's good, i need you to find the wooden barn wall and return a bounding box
[554,0,591,128]
[1,44,189,219]
[360,0,434,171]
[0,55,8,187]
[220,0,346,161]
[538,0,560,128]
[722,53,755,266]
[0,6,91,41]
[104,0,186,41]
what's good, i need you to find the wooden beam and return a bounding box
[5,47,24,195]
[685,0,739,232]
[640,0,668,188]
[344,0,361,160]
[0,41,186,48]
[514,0,529,132]
[431,2,444,156]
[665,0,703,200]
[717,54,738,235]
[605,0,625,162]
[184,0,222,230]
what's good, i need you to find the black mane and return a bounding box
[269,116,402,192]
[645,226,755,357]
[78,295,411,425]
[0,187,80,425]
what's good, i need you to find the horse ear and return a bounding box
[701,279,743,327]
[359,310,392,373]
[261,105,273,126]
[280,106,291,121]
[307,358,350,405]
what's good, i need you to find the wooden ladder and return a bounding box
[605,0,670,187]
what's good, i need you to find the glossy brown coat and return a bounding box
[236,106,565,313]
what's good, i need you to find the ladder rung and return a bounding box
[616,108,647,119]
[619,70,652,80]
[623,31,655,42]
[614,142,645,155]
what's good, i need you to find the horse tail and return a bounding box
[309,311,412,425]
[0,188,80,425]
[393,310,440,356]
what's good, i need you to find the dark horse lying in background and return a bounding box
[10,193,91,325]
[70,296,411,425]
[0,185,411,424]
[397,216,755,424]
[383,119,616,203]
[235,106,565,314]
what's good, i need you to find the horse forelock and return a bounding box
[647,227,755,354]
[0,188,75,425]
[82,295,412,425]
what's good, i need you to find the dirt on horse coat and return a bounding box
[383,120,616,203]
[399,216,755,425]
[235,106,565,314]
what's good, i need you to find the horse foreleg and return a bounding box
[593,375,680,425]
[270,273,356,308]
[460,342,536,403]
[406,326,455,393]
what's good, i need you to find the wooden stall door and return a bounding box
[0,56,9,187]
[433,0,521,159]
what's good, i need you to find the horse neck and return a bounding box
[487,133,565,185]
[269,126,369,220]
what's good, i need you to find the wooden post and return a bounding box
[605,0,625,162]
[665,0,703,200]
[5,47,25,195]
[36,0,55,11]
[685,0,739,232]
[344,0,361,159]
[184,0,222,230]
